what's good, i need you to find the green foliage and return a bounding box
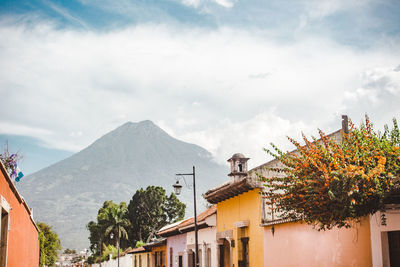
[37,222,61,267]
[99,201,130,247]
[63,248,77,254]
[127,186,186,243]
[39,231,46,267]
[87,186,185,256]
[135,240,145,248]
[262,116,400,230]
[87,200,130,259]
[101,244,118,261]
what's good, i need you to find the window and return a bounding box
[238,237,249,267]
[178,255,183,267]
[170,247,173,267]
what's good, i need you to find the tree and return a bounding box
[87,220,103,255]
[127,186,185,243]
[98,201,130,247]
[87,200,131,264]
[99,201,130,266]
[262,116,400,230]
[63,248,77,254]
[38,222,61,267]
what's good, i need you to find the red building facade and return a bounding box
[0,161,39,267]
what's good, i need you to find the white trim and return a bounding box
[370,210,400,267]
[0,196,10,213]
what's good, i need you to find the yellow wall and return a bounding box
[132,252,152,267]
[151,244,167,267]
[217,188,264,267]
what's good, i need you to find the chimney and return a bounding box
[342,115,349,134]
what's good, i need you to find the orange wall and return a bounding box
[263,217,372,267]
[1,169,39,267]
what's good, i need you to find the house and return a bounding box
[158,206,218,267]
[158,219,188,267]
[146,238,167,267]
[251,152,374,267]
[129,246,152,267]
[0,160,40,266]
[204,153,263,267]
[204,123,400,266]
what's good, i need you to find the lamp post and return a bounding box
[173,166,199,267]
[95,239,103,267]
[110,230,120,267]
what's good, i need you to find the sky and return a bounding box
[1,0,400,175]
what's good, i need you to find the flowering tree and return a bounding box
[262,116,400,230]
[0,142,24,181]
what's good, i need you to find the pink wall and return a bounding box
[263,217,372,267]
[166,233,187,267]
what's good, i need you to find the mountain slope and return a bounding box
[18,120,227,250]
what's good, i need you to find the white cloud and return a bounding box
[181,0,202,8]
[297,0,372,31]
[174,110,318,168]
[0,18,399,165]
[0,122,52,137]
[214,0,234,8]
[303,0,371,19]
[180,0,234,9]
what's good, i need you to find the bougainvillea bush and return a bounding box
[0,143,23,179]
[262,116,400,230]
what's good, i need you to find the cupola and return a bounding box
[227,153,249,182]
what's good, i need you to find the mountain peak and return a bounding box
[119,120,155,128]
[90,120,170,150]
[112,120,161,135]
[19,118,226,250]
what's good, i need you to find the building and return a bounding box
[141,238,167,267]
[204,122,400,266]
[158,219,188,267]
[204,153,263,267]
[129,246,152,267]
[252,151,374,267]
[158,206,218,267]
[0,160,40,266]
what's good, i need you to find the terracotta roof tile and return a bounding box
[157,205,216,236]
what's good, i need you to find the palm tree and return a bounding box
[99,202,130,267]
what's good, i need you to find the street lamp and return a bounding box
[94,241,103,267]
[110,231,120,267]
[173,166,199,267]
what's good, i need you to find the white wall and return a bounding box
[186,216,217,267]
[370,207,400,267]
[92,254,132,267]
